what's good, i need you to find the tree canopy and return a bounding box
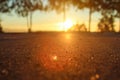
[0,0,120,17]
[0,0,10,13]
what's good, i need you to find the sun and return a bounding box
[57,19,74,31]
[63,19,74,31]
[64,19,73,31]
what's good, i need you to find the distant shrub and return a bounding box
[0,25,3,33]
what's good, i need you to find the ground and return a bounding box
[0,32,120,80]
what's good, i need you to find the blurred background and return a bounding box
[0,0,120,33]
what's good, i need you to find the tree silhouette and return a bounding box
[9,0,44,32]
[0,26,3,33]
[109,15,115,32]
[98,14,115,32]
[69,0,103,32]
[0,0,10,13]
[69,0,120,32]
[0,0,11,33]
[47,0,71,31]
[68,23,87,32]
[0,0,120,32]
[0,18,3,33]
[100,0,120,32]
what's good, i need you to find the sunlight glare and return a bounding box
[57,19,74,31]
[65,33,71,40]
[64,19,74,31]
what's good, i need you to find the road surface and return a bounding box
[0,32,120,80]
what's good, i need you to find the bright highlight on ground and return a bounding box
[53,55,58,61]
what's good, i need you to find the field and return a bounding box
[0,32,120,80]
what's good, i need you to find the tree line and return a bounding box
[0,0,120,32]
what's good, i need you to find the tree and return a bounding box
[0,18,3,33]
[0,0,10,13]
[98,14,115,32]
[100,0,120,32]
[69,0,120,32]
[1,0,120,32]
[68,23,87,32]
[9,0,44,32]
[0,0,11,33]
[115,2,120,32]
[69,0,103,32]
[47,0,71,31]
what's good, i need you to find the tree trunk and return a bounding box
[27,14,29,32]
[0,18,1,25]
[29,11,32,33]
[119,18,120,32]
[63,0,66,31]
[88,7,92,32]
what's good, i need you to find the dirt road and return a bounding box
[0,32,120,80]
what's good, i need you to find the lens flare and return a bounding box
[52,55,58,61]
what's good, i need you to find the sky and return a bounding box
[0,7,120,32]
